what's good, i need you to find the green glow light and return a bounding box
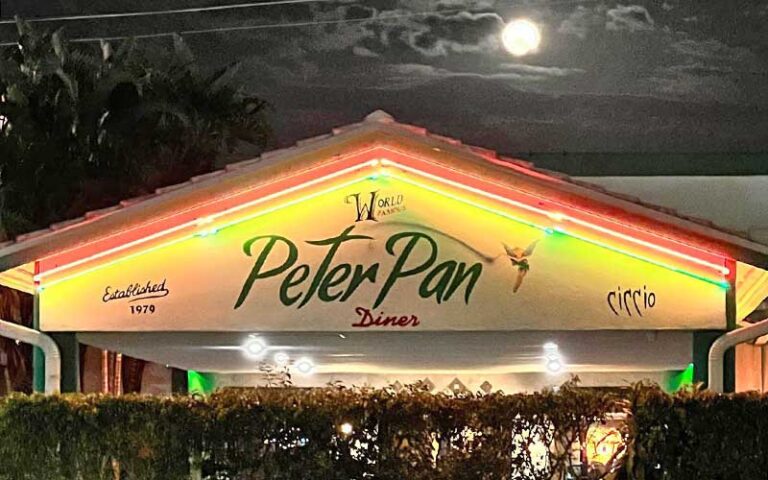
[188,371,215,395]
[667,363,695,392]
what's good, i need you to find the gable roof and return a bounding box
[0,110,766,276]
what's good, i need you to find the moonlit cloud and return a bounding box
[386,62,584,86]
[352,45,380,57]
[400,11,504,57]
[138,0,768,152]
[500,63,586,78]
[605,4,655,32]
[558,6,604,39]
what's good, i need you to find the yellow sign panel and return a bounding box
[39,177,726,331]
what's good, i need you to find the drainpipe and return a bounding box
[0,318,60,394]
[708,319,768,393]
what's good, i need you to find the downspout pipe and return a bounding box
[708,319,768,393]
[0,318,60,394]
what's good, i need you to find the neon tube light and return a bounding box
[36,147,384,274]
[388,173,727,288]
[382,146,725,268]
[36,150,730,285]
[379,157,729,276]
[35,159,379,281]
[41,164,725,290]
[378,146,728,265]
[552,226,729,288]
[39,176,373,289]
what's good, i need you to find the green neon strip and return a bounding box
[41,177,371,289]
[188,370,215,395]
[42,172,726,290]
[203,177,371,235]
[392,173,726,289]
[667,363,695,392]
[391,173,550,233]
[552,228,728,289]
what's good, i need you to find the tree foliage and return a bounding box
[0,20,271,238]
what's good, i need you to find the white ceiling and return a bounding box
[79,330,693,375]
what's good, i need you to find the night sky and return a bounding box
[3,0,768,153]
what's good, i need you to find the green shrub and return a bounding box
[0,382,627,480]
[627,384,768,480]
[8,382,768,479]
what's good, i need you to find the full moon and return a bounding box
[502,19,541,56]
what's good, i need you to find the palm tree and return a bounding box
[0,19,272,239]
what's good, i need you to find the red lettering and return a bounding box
[351,307,419,328]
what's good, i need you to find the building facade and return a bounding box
[1,111,767,395]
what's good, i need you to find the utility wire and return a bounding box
[0,0,337,25]
[0,9,466,46]
[0,0,600,26]
[0,0,602,47]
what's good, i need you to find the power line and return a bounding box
[0,0,600,26]
[0,0,602,47]
[0,0,336,25]
[0,9,467,46]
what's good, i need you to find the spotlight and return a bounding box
[543,342,565,374]
[295,357,315,375]
[243,338,267,359]
[546,357,563,374]
[543,342,559,353]
[339,422,354,435]
[273,352,290,366]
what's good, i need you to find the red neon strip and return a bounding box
[36,145,730,280]
[39,176,371,288]
[36,149,382,275]
[387,169,724,282]
[377,147,729,271]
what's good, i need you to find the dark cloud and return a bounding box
[605,4,655,32]
[402,11,503,57]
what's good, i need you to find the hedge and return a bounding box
[0,382,766,480]
[628,384,768,480]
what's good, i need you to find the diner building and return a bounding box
[1,111,767,395]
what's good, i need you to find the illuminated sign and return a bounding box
[38,175,726,332]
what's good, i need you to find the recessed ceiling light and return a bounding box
[273,352,290,366]
[546,358,563,374]
[295,357,315,375]
[339,422,354,435]
[243,338,267,359]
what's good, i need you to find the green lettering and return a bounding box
[444,262,483,303]
[280,265,310,306]
[340,264,379,301]
[298,225,372,308]
[374,232,437,309]
[419,260,456,303]
[318,264,352,301]
[235,235,297,309]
